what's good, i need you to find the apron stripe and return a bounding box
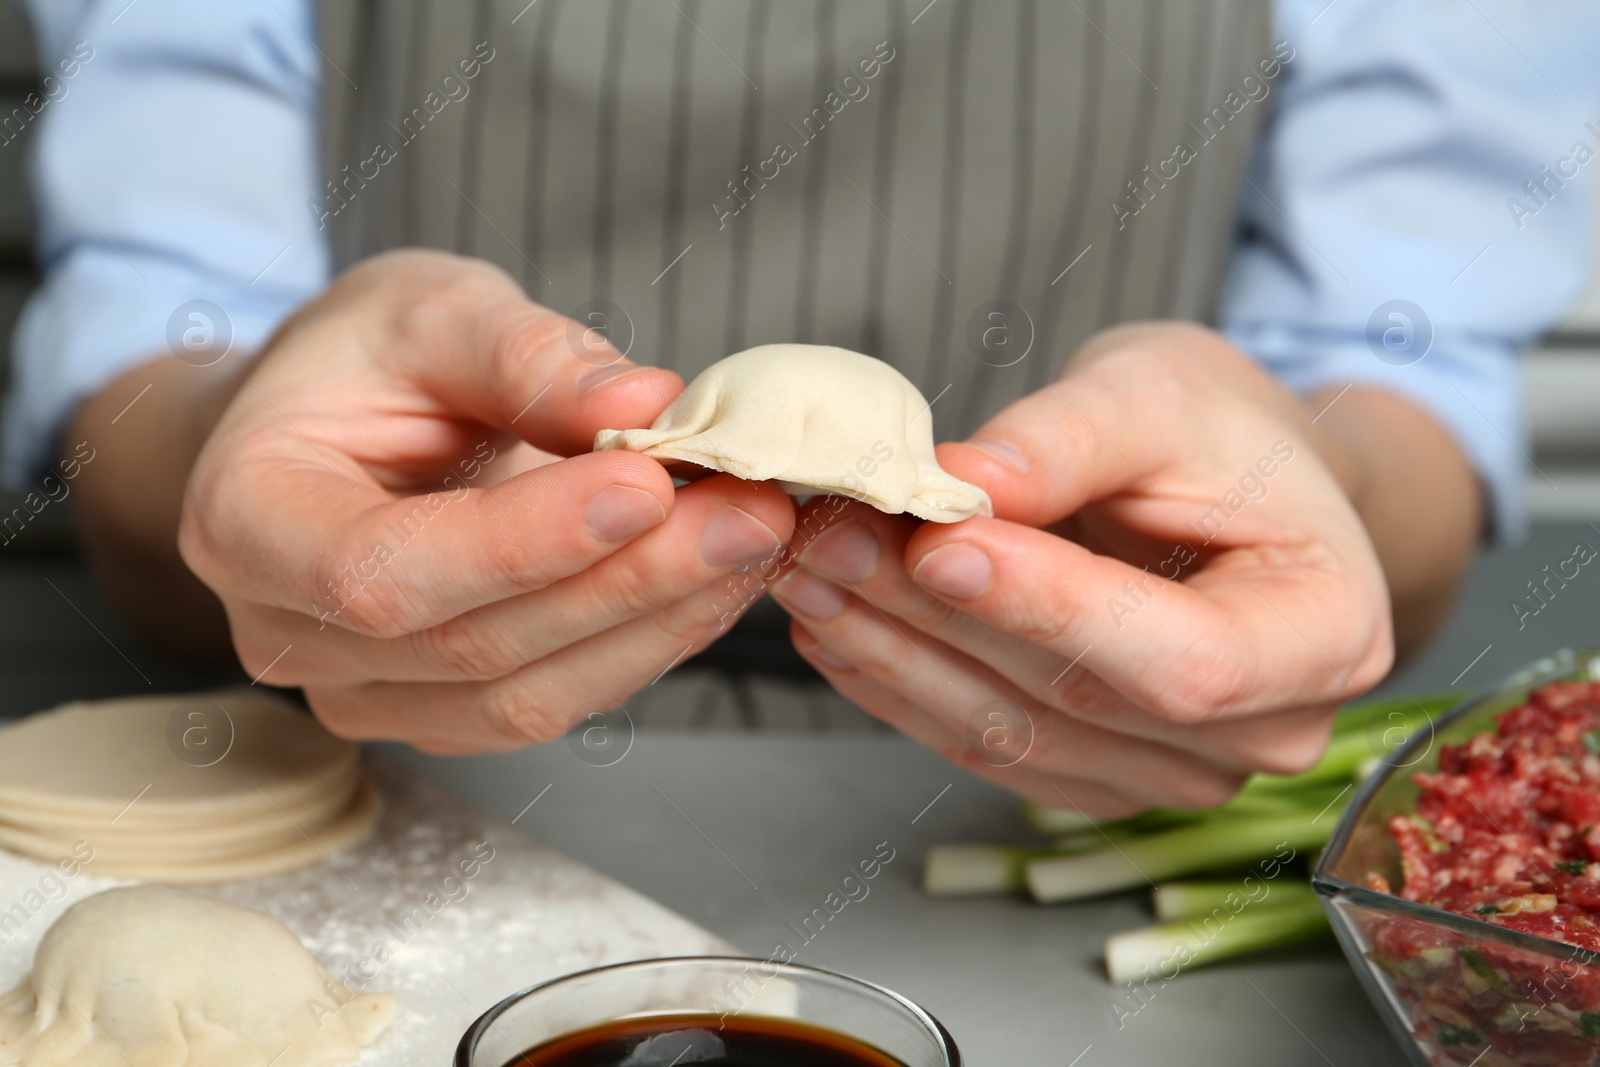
[1154,0,1219,315]
[657,0,703,371]
[523,0,561,291]
[1029,0,1104,395]
[859,0,908,360]
[723,0,773,357]
[793,0,840,347]
[921,0,974,401]
[591,0,634,299]
[1101,0,1164,327]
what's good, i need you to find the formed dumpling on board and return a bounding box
[0,887,394,1067]
[594,344,992,523]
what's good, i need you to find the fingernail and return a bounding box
[772,570,848,621]
[795,627,854,670]
[586,485,666,542]
[700,506,782,568]
[970,438,1029,473]
[801,521,878,583]
[576,362,642,393]
[913,543,993,599]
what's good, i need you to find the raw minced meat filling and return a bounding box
[1385,679,1600,953]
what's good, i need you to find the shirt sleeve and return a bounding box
[3,0,328,487]
[1224,0,1600,541]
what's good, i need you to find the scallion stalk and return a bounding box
[1025,812,1342,904]
[1152,878,1319,922]
[1104,892,1330,984]
[922,845,1047,896]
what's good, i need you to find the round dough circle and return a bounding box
[0,690,379,883]
[0,691,357,818]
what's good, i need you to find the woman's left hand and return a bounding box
[767,322,1393,818]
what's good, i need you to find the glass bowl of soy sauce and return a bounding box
[456,956,961,1067]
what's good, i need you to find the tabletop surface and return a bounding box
[5,522,1598,1066]
[382,734,1408,1067]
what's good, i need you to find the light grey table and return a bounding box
[7,521,1597,1064]
[382,734,1406,1067]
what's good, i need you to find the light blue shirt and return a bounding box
[10,0,1600,540]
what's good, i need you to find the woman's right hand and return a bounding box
[179,250,793,753]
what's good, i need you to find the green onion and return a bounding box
[929,691,1463,980]
[1151,879,1318,922]
[922,845,1051,896]
[1025,812,1342,904]
[1435,1024,1484,1048]
[1104,893,1330,984]
[1025,783,1353,844]
[1023,691,1461,833]
[1022,803,1098,836]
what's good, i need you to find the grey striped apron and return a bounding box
[315,0,1274,730]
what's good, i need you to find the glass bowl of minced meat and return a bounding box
[1317,649,1600,1067]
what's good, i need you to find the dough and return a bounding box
[0,886,394,1067]
[0,691,356,818]
[0,692,379,883]
[0,781,381,885]
[595,344,992,523]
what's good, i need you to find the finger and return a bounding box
[307,555,773,750]
[777,501,1334,774]
[790,623,1160,819]
[314,250,686,458]
[777,582,1247,809]
[186,447,684,638]
[229,475,792,684]
[933,324,1302,529]
[902,514,1385,719]
[782,500,1063,684]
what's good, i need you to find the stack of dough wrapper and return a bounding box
[0,690,379,883]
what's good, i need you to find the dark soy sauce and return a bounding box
[506,1012,910,1066]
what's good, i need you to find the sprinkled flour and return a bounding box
[0,758,732,1066]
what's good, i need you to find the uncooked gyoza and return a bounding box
[0,887,394,1067]
[595,344,992,523]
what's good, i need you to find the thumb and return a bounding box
[336,252,685,457]
[935,375,1170,528]
[407,292,685,459]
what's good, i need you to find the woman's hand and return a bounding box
[177,250,793,752]
[769,322,1395,817]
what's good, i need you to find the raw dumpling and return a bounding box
[595,344,992,523]
[0,887,394,1067]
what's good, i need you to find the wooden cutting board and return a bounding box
[0,756,736,1065]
